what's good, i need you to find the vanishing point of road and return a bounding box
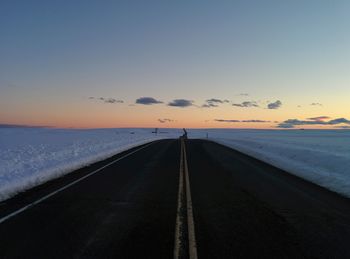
[1,138,350,258]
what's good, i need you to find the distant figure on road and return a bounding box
[183,128,188,139]
[152,128,158,135]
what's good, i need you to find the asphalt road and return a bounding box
[1,139,350,258]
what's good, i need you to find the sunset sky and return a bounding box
[1,1,350,129]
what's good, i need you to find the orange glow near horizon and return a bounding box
[0,109,271,129]
[1,88,350,130]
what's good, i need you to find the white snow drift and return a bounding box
[189,129,350,198]
[0,128,181,201]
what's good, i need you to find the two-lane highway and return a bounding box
[1,139,350,258]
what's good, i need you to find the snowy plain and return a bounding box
[189,129,350,198]
[1,127,350,202]
[0,127,181,201]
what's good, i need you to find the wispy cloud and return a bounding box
[201,98,229,108]
[168,99,194,107]
[136,97,163,105]
[267,100,282,109]
[311,102,323,106]
[242,120,270,123]
[277,117,350,128]
[276,123,295,128]
[104,98,124,104]
[206,98,229,103]
[307,116,330,121]
[89,97,124,104]
[215,119,240,123]
[215,119,269,123]
[328,118,350,125]
[158,118,174,123]
[232,101,259,108]
[202,103,219,108]
[237,93,249,97]
[0,123,47,128]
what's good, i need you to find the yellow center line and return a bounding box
[183,139,198,259]
[174,138,198,259]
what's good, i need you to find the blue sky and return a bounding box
[1,0,350,128]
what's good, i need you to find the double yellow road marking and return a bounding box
[174,138,198,259]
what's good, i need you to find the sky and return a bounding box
[1,0,350,129]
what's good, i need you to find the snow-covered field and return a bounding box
[1,127,350,202]
[0,128,181,201]
[189,129,350,198]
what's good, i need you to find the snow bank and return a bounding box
[0,128,181,201]
[2,127,349,201]
[189,129,350,198]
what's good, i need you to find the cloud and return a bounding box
[0,124,47,128]
[237,93,249,96]
[158,118,174,123]
[307,116,330,121]
[104,98,124,104]
[206,98,229,103]
[168,99,194,107]
[311,102,323,106]
[277,117,350,128]
[232,101,259,108]
[89,97,124,104]
[276,123,295,129]
[328,118,350,125]
[267,100,282,109]
[202,98,229,108]
[242,120,270,123]
[215,119,240,123]
[136,97,163,105]
[202,103,219,108]
[215,119,269,123]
